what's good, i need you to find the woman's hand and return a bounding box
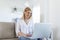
[18,32,26,37]
[18,32,32,37]
[26,34,32,37]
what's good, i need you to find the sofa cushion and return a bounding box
[0,38,18,40]
[0,22,16,38]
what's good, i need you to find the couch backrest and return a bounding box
[0,22,16,39]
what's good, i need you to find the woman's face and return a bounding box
[24,10,32,19]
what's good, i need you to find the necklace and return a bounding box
[24,19,29,25]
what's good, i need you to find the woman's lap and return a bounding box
[18,37,29,40]
[18,37,38,40]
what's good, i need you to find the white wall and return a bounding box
[49,0,60,40]
[0,0,24,22]
[40,0,49,23]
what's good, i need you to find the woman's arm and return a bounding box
[15,19,27,37]
[18,32,26,37]
[18,32,32,37]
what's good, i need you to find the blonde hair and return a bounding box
[22,7,32,20]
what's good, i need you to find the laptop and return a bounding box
[29,23,52,39]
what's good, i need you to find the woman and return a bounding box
[15,7,37,40]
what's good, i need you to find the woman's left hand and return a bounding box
[26,34,32,37]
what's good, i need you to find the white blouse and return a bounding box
[15,18,34,37]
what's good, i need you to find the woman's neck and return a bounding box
[24,18,30,25]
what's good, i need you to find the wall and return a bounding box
[49,0,60,40]
[40,0,49,23]
[0,0,40,22]
[0,0,24,22]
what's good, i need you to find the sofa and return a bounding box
[0,22,53,40]
[0,22,18,40]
